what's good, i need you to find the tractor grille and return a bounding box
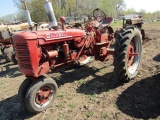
[16,43,32,69]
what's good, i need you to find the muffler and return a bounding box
[23,1,32,30]
[44,0,58,28]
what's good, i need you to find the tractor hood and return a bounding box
[33,29,86,41]
[12,31,37,41]
[12,29,86,43]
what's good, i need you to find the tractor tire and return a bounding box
[18,78,33,106]
[4,47,13,62]
[24,76,58,113]
[114,27,142,83]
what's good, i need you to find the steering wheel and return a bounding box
[93,8,106,22]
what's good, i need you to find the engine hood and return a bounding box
[12,29,86,43]
[12,31,37,42]
[33,29,86,41]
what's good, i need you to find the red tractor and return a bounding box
[13,1,142,113]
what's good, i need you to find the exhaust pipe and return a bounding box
[23,1,32,30]
[44,0,58,28]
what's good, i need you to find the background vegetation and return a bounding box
[0,0,160,23]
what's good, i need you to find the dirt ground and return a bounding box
[0,22,160,120]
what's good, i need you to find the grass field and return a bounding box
[111,20,160,30]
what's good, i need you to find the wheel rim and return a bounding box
[127,35,141,75]
[35,86,54,108]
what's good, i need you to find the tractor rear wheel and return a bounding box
[114,27,142,82]
[18,78,33,106]
[24,76,58,113]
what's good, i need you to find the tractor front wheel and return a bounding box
[18,78,33,106]
[24,76,58,113]
[114,27,142,82]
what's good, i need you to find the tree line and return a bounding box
[0,0,160,24]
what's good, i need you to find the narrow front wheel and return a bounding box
[25,76,58,113]
[18,78,33,106]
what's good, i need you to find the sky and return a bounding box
[0,0,18,17]
[124,0,160,13]
[0,0,160,17]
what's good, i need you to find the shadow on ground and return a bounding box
[0,64,122,119]
[0,60,21,77]
[76,71,122,95]
[116,73,160,119]
[153,54,160,62]
[52,65,102,86]
[0,95,35,120]
[52,64,122,95]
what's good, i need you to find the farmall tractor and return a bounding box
[12,0,143,113]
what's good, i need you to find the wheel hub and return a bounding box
[127,41,138,67]
[36,87,53,105]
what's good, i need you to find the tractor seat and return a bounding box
[100,17,114,27]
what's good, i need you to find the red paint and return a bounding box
[127,41,138,67]
[60,16,66,31]
[95,33,108,43]
[63,42,69,59]
[35,86,53,105]
[13,16,115,78]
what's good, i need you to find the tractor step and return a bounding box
[107,48,114,54]
[95,42,109,45]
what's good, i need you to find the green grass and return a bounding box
[86,111,94,118]
[57,94,64,98]
[82,20,123,31]
[5,74,10,78]
[68,104,76,108]
[13,71,19,74]
[113,104,118,109]
[145,20,160,25]
[110,20,123,30]
[0,81,4,85]
[57,103,63,108]
[102,112,108,119]
[110,20,160,30]
[86,95,96,101]
[78,79,87,85]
